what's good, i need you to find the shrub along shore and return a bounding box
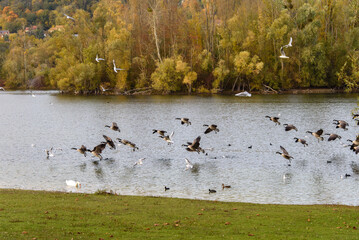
[0,189,358,239]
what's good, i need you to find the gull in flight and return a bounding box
[0,87,5,91]
[185,158,193,170]
[45,147,54,159]
[113,60,126,73]
[64,13,75,21]
[279,37,292,58]
[95,54,105,63]
[134,158,146,166]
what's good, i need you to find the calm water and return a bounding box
[0,91,358,205]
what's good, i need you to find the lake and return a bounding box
[0,91,358,205]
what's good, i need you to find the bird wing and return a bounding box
[204,128,212,134]
[192,136,201,147]
[103,135,111,142]
[280,46,286,56]
[169,131,174,139]
[356,134,359,141]
[316,129,323,136]
[288,37,292,46]
[112,122,118,128]
[280,146,289,155]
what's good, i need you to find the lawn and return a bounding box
[0,189,358,239]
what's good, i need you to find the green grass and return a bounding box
[0,189,358,239]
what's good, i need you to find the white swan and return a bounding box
[235,91,252,97]
[113,60,125,73]
[95,54,105,63]
[66,180,81,188]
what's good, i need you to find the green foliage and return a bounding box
[337,52,359,92]
[1,0,359,93]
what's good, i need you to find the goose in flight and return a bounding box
[103,135,116,149]
[294,137,308,146]
[325,133,341,141]
[90,142,106,160]
[182,136,204,154]
[333,120,349,130]
[265,116,280,125]
[64,13,75,21]
[160,131,174,145]
[276,146,293,165]
[203,124,219,134]
[95,54,105,63]
[283,124,298,131]
[306,129,324,142]
[185,158,193,170]
[152,129,167,137]
[105,122,120,132]
[117,138,139,151]
[71,145,90,157]
[175,117,191,126]
[113,60,126,73]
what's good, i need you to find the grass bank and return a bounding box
[0,189,358,239]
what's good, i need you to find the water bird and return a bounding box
[0,87,5,91]
[276,146,293,165]
[103,135,116,149]
[159,131,174,145]
[294,138,308,146]
[347,135,359,146]
[31,91,36,97]
[105,122,120,132]
[265,116,280,125]
[352,113,359,119]
[203,124,219,134]
[95,54,105,62]
[71,145,90,157]
[248,145,252,149]
[284,37,293,48]
[325,133,341,141]
[45,147,54,159]
[90,142,106,160]
[66,180,81,188]
[306,129,324,142]
[134,158,145,166]
[185,158,193,170]
[209,189,217,194]
[100,86,108,92]
[235,91,251,97]
[341,174,351,179]
[175,118,191,126]
[222,184,231,189]
[279,46,289,59]
[182,136,203,153]
[117,138,139,151]
[64,13,75,21]
[152,129,167,136]
[164,186,170,191]
[283,124,298,131]
[333,120,349,130]
[113,60,126,73]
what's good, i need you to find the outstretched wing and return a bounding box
[280,46,286,56]
[192,136,201,148]
[112,122,118,128]
[316,129,323,136]
[169,131,174,139]
[288,37,292,46]
[280,146,289,155]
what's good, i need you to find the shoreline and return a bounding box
[1,188,358,207]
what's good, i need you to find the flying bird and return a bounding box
[294,137,308,146]
[113,60,126,73]
[90,142,106,160]
[284,124,298,131]
[159,131,174,145]
[71,145,90,157]
[0,87,5,91]
[203,124,219,134]
[175,118,191,126]
[265,116,281,125]
[185,158,193,170]
[284,37,293,47]
[152,129,167,136]
[64,13,75,21]
[103,135,116,149]
[134,158,146,166]
[276,146,293,165]
[95,54,105,62]
[306,129,324,142]
[325,133,341,141]
[105,122,120,132]
[117,138,139,151]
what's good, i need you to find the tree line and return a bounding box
[0,0,358,94]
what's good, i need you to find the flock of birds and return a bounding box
[61,109,359,194]
[265,114,359,169]
[64,117,226,193]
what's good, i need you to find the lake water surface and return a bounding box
[0,91,358,205]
